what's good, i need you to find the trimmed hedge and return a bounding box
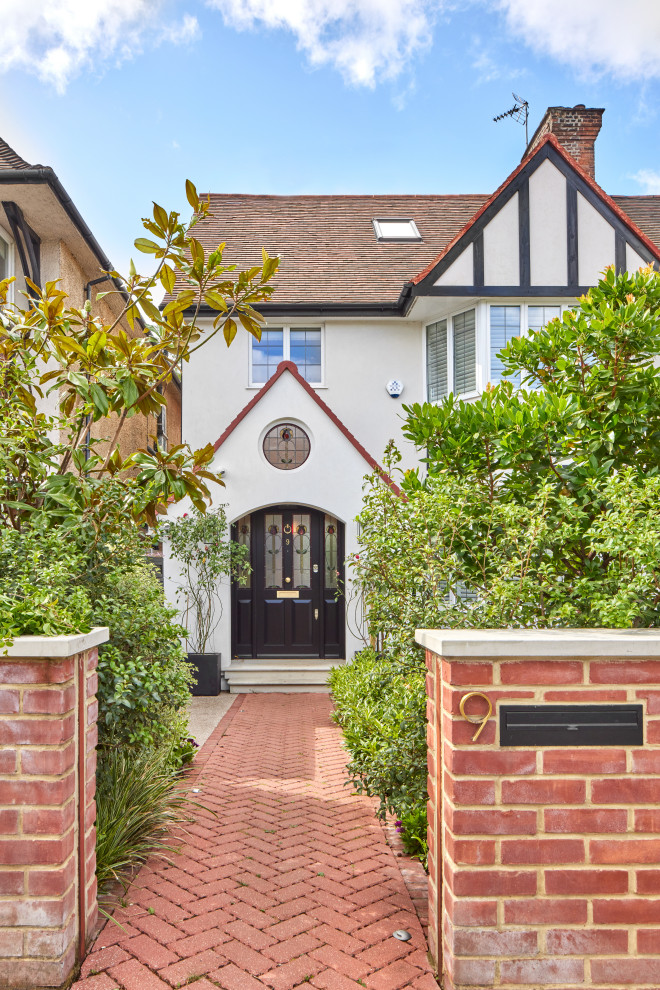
[329,647,428,863]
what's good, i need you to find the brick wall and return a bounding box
[525,105,604,179]
[420,630,660,990]
[0,631,107,989]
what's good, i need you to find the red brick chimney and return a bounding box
[524,104,604,179]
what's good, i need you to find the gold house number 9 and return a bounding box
[459,692,493,742]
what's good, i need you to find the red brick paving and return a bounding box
[74,694,436,989]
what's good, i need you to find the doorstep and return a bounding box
[224,657,346,693]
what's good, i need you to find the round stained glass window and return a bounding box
[263,423,311,470]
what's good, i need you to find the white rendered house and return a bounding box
[164,105,660,691]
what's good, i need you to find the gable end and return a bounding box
[412,137,660,298]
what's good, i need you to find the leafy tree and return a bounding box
[334,267,660,858]
[395,265,660,628]
[0,186,279,891]
[0,180,279,547]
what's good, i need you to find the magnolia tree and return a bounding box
[0,182,278,637]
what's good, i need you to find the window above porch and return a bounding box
[250,326,323,386]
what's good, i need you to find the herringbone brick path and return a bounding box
[73,693,437,990]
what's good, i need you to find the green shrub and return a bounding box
[396,805,429,865]
[95,748,196,896]
[341,270,660,867]
[90,553,201,896]
[330,647,427,862]
[0,526,92,648]
[93,562,193,759]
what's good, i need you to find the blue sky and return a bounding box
[1,0,659,277]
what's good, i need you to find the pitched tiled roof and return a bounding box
[187,180,660,308]
[612,197,660,253]
[0,138,31,170]
[193,193,489,306]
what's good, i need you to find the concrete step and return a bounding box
[225,659,345,693]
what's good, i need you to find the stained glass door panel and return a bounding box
[322,515,342,657]
[292,513,311,589]
[264,513,283,589]
[232,515,253,655]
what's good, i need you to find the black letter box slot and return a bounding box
[500,704,643,747]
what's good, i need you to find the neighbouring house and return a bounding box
[0,138,182,462]
[157,105,657,690]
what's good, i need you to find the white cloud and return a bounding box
[160,12,201,45]
[0,0,199,94]
[207,0,437,87]
[4,0,660,97]
[470,37,525,86]
[630,169,660,195]
[497,0,660,81]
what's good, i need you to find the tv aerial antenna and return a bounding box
[493,93,529,146]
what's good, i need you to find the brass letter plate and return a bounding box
[277,590,299,599]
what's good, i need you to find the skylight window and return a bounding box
[372,218,422,242]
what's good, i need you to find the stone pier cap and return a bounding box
[415,626,660,657]
[3,628,109,657]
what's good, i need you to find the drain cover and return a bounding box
[392,930,412,941]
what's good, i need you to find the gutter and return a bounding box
[0,166,115,275]
[189,300,411,320]
[0,165,155,323]
[0,165,143,319]
[397,281,415,316]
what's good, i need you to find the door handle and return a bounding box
[285,577,291,583]
[314,609,319,621]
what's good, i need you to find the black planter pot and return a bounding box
[187,652,222,696]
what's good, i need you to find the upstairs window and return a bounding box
[156,404,168,452]
[453,309,477,395]
[525,306,561,389]
[426,308,476,400]
[290,329,322,384]
[527,305,561,332]
[490,304,562,387]
[490,305,521,384]
[426,319,448,402]
[252,329,284,383]
[372,219,422,242]
[251,327,323,385]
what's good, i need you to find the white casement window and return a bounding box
[251,326,323,386]
[490,304,562,384]
[426,308,477,401]
[527,305,561,332]
[426,319,448,401]
[490,306,521,384]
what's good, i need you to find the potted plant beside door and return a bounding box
[167,506,250,694]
